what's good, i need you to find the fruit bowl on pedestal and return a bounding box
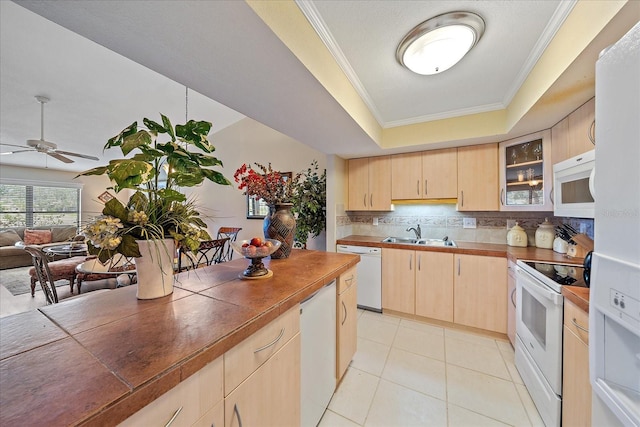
[231,238,282,279]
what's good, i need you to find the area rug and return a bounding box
[0,266,71,296]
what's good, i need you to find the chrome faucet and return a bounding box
[406,224,421,239]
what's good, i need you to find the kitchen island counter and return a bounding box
[0,249,358,426]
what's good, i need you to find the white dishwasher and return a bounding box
[300,280,336,427]
[336,244,382,312]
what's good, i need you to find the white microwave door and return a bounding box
[553,162,595,218]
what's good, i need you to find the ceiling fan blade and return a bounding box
[54,150,99,161]
[0,143,31,149]
[1,149,35,155]
[47,152,74,164]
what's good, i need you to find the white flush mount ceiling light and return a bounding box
[397,11,485,75]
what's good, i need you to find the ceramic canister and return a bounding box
[507,222,528,247]
[535,218,555,249]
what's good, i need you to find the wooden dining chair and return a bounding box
[176,238,230,272]
[216,227,242,262]
[24,246,63,304]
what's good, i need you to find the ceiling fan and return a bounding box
[0,95,99,164]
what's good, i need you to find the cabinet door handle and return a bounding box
[370,194,373,207]
[417,180,420,196]
[510,288,516,307]
[571,318,589,333]
[345,275,354,285]
[254,328,285,353]
[341,300,347,325]
[233,403,243,427]
[425,179,428,196]
[363,194,367,207]
[409,254,412,270]
[457,258,461,276]
[418,254,421,271]
[500,188,505,206]
[588,119,596,145]
[550,185,554,204]
[164,406,183,427]
[460,191,464,207]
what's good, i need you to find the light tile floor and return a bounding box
[321,310,544,427]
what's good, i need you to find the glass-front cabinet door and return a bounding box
[498,130,552,211]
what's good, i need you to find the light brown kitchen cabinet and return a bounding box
[225,334,300,427]
[224,306,300,427]
[551,97,595,165]
[457,143,499,211]
[391,148,457,200]
[337,266,358,381]
[382,248,415,314]
[562,299,591,427]
[454,254,507,333]
[119,356,224,427]
[498,130,552,211]
[507,259,516,347]
[348,156,392,211]
[415,251,454,322]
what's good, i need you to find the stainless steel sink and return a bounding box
[381,237,419,244]
[416,239,457,247]
[381,237,457,247]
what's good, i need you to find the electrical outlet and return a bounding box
[372,217,379,226]
[463,218,477,229]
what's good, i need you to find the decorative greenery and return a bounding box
[77,114,231,263]
[291,160,326,246]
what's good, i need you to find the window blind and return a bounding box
[0,183,80,228]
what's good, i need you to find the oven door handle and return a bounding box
[516,268,563,305]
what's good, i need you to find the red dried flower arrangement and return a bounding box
[234,162,298,206]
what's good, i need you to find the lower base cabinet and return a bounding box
[119,356,224,427]
[337,266,358,380]
[562,299,591,427]
[225,334,301,427]
[454,254,507,333]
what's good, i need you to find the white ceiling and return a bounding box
[0,1,636,173]
[300,0,568,127]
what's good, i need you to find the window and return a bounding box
[0,181,81,228]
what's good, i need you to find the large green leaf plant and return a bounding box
[291,160,326,247]
[77,114,231,263]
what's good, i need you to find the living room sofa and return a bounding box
[0,226,79,270]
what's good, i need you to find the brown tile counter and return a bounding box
[0,249,359,426]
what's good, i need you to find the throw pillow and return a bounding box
[51,226,78,243]
[24,229,52,245]
[0,230,22,247]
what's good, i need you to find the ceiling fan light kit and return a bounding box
[396,11,485,75]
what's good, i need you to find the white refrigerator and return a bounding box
[590,22,640,427]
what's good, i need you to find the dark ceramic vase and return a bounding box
[264,203,296,259]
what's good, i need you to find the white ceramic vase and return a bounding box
[135,238,175,300]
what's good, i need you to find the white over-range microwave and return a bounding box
[553,149,595,218]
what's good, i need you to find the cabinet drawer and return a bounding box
[224,305,300,395]
[338,266,357,294]
[119,356,223,427]
[564,299,589,345]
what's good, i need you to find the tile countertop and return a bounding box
[0,249,359,427]
[337,235,588,311]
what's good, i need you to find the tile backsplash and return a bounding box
[337,204,594,246]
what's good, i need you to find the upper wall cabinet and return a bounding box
[391,148,457,200]
[457,143,499,211]
[498,129,552,211]
[347,156,392,211]
[551,98,596,165]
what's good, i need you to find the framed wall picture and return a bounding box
[246,172,292,219]
[97,191,115,204]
